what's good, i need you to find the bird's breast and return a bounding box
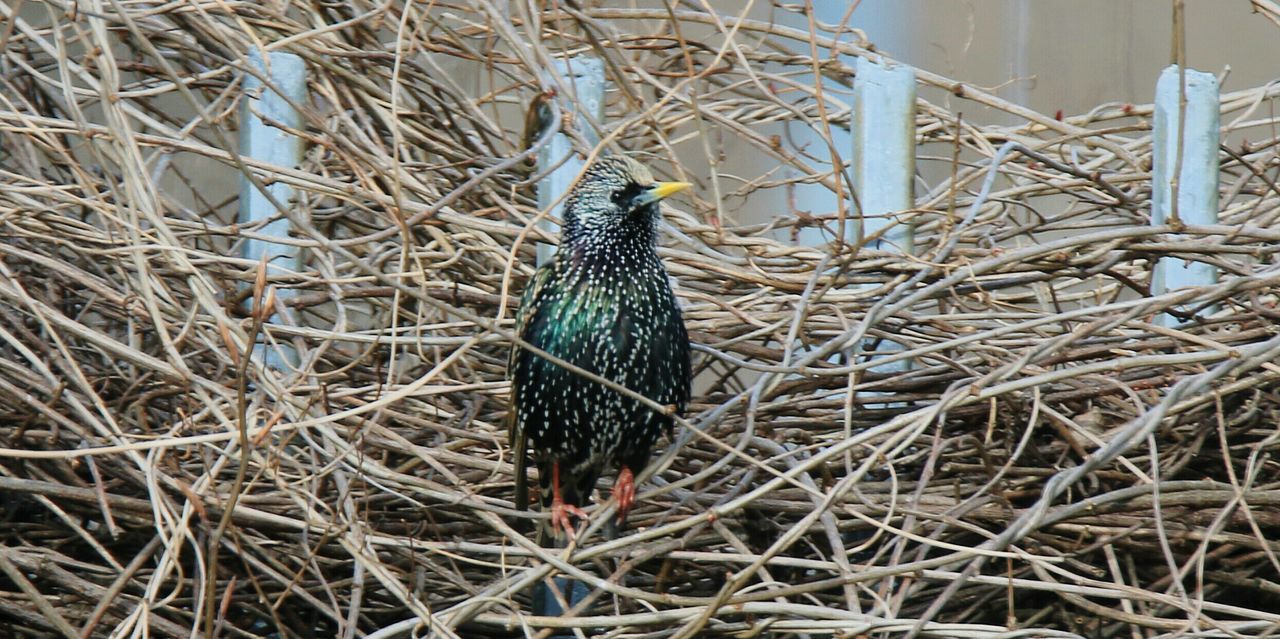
[515,249,684,461]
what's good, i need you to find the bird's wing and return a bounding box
[671,310,693,413]
[508,263,554,512]
[655,303,693,443]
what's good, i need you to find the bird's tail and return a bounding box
[510,414,529,514]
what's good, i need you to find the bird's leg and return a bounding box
[613,465,636,523]
[549,461,588,540]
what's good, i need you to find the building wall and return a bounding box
[705,0,1279,235]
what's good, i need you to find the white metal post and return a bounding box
[852,57,916,384]
[536,56,605,266]
[239,48,306,370]
[1152,64,1220,326]
[852,57,916,252]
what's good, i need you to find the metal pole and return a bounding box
[852,57,916,385]
[1152,64,1220,326]
[531,55,605,631]
[239,48,306,370]
[536,56,605,266]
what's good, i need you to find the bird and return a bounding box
[508,155,693,541]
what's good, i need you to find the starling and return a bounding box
[508,156,693,540]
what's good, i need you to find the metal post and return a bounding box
[536,56,605,266]
[852,57,916,385]
[852,57,916,251]
[239,48,306,369]
[533,577,591,633]
[1152,64,1220,326]
[531,55,605,632]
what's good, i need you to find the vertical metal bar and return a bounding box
[852,57,916,382]
[531,55,605,632]
[1152,64,1220,326]
[852,57,916,253]
[239,48,306,369]
[533,576,591,632]
[536,56,605,266]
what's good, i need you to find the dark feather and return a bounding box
[508,265,553,513]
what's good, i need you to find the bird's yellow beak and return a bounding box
[645,181,693,202]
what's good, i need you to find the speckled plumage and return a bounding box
[508,156,692,538]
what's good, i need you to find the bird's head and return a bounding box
[561,156,691,246]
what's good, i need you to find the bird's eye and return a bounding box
[612,184,642,208]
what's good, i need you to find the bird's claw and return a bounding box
[613,466,636,523]
[550,498,589,540]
